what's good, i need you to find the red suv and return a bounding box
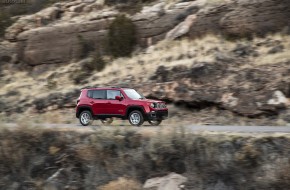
[76,87,168,126]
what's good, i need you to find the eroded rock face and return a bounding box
[141,61,290,117]
[220,0,290,37]
[2,0,290,66]
[189,0,290,37]
[132,1,202,46]
[17,19,112,65]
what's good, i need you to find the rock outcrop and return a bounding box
[143,173,187,190]
[16,19,112,65]
[141,61,290,117]
[2,0,290,65]
[220,0,290,37]
[189,0,290,37]
[133,1,202,46]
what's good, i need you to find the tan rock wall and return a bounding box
[16,19,112,65]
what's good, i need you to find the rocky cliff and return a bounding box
[1,0,290,66]
[0,0,290,125]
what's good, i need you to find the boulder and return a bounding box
[132,1,202,46]
[166,14,197,40]
[5,7,61,41]
[16,19,113,65]
[188,0,290,38]
[220,0,290,37]
[267,91,289,107]
[143,173,187,190]
[189,3,233,37]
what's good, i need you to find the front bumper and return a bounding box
[147,110,168,121]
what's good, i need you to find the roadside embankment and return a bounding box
[1,125,290,189]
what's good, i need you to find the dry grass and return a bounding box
[98,177,142,190]
[86,35,235,86]
[252,34,290,65]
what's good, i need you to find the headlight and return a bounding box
[150,103,156,108]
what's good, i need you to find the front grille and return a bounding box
[156,110,168,118]
[156,103,166,109]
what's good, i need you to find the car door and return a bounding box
[106,90,126,116]
[90,90,108,115]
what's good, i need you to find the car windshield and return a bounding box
[124,89,145,100]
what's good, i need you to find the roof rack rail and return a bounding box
[81,86,132,90]
[81,86,102,89]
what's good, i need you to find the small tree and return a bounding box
[0,11,13,37]
[107,15,137,58]
[93,52,106,72]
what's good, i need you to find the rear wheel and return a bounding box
[79,110,93,126]
[129,110,144,126]
[101,118,113,125]
[148,120,162,126]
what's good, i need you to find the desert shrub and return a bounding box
[70,71,88,85]
[70,53,107,84]
[235,143,261,168]
[106,15,137,57]
[92,52,107,72]
[6,90,20,97]
[81,55,106,72]
[78,35,95,59]
[0,11,13,37]
[47,79,57,89]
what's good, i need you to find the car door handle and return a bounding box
[90,101,94,104]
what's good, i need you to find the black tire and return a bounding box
[101,118,113,125]
[79,110,93,126]
[148,120,162,126]
[128,110,144,126]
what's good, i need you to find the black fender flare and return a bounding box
[76,106,93,118]
[125,105,147,118]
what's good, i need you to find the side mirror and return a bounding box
[115,96,123,101]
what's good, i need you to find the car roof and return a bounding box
[82,87,132,90]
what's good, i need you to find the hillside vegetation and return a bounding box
[1,125,290,189]
[1,34,290,125]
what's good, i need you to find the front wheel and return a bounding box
[129,110,144,126]
[148,120,162,126]
[79,111,93,126]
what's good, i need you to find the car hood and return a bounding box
[132,99,164,103]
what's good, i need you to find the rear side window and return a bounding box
[107,90,121,99]
[87,90,93,98]
[93,90,106,99]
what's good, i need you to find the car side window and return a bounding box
[107,90,121,100]
[87,90,93,98]
[92,90,106,99]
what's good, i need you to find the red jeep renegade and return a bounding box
[76,87,168,126]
